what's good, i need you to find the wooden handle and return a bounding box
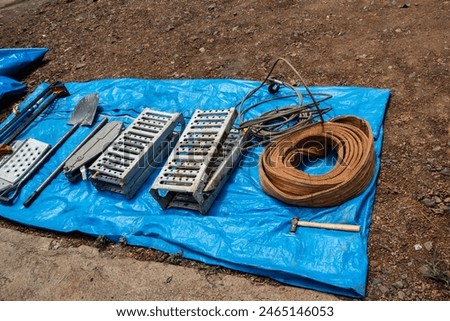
[297,221,360,232]
[0,144,13,157]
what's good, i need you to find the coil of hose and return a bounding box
[259,116,376,207]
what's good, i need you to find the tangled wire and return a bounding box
[235,58,332,148]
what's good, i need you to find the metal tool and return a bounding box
[289,216,361,233]
[0,134,76,205]
[150,108,238,214]
[0,82,69,157]
[63,120,123,182]
[89,108,185,199]
[0,139,51,204]
[151,128,247,214]
[203,129,248,193]
[22,94,99,207]
[0,83,55,141]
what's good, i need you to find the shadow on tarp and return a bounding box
[0,78,390,298]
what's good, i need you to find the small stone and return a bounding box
[75,63,86,69]
[372,278,382,286]
[399,4,410,8]
[395,28,402,33]
[165,25,175,32]
[444,197,450,204]
[379,285,390,295]
[434,197,442,204]
[432,208,445,215]
[440,168,450,176]
[371,260,380,268]
[419,264,431,276]
[48,239,60,250]
[414,244,422,251]
[398,291,406,299]
[432,146,441,152]
[393,280,404,289]
[423,241,433,251]
[421,197,435,207]
[199,47,205,53]
[408,72,416,78]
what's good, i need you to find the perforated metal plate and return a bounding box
[0,138,50,191]
[150,108,239,213]
[89,108,184,198]
[152,108,236,193]
[164,129,245,214]
[91,132,179,198]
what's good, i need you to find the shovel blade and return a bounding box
[68,93,99,126]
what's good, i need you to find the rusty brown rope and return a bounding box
[259,116,376,207]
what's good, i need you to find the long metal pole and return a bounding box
[0,83,55,139]
[23,118,108,207]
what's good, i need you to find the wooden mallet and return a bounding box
[290,216,360,233]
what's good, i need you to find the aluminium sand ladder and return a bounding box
[150,108,243,214]
[89,108,184,198]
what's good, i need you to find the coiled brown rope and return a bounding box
[259,116,376,207]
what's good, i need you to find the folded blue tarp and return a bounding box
[0,76,25,101]
[0,48,48,100]
[0,79,390,297]
[0,48,48,77]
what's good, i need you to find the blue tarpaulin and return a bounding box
[0,78,390,298]
[0,48,48,100]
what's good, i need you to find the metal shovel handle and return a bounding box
[21,123,81,207]
[0,123,80,205]
[23,118,108,207]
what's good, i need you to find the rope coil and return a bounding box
[259,116,376,207]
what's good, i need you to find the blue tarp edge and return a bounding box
[0,48,48,101]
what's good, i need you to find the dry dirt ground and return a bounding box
[0,0,449,301]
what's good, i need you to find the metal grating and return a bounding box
[89,108,184,198]
[0,138,50,192]
[150,108,241,214]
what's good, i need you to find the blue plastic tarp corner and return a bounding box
[0,48,48,77]
[0,76,26,101]
[0,48,48,100]
[0,78,390,298]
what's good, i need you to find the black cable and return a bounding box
[235,58,332,148]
